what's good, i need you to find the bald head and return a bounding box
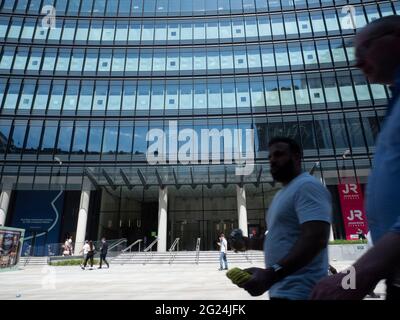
[355,15,400,85]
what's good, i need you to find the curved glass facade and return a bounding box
[0,0,395,250]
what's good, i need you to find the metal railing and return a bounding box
[168,238,180,265]
[121,239,143,253]
[143,237,159,265]
[195,238,201,264]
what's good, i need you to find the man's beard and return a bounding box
[271,159,297,183]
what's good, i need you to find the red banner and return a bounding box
[337,183,368,240]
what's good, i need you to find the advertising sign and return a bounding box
[338,183,368,240]
[0,227,25,270]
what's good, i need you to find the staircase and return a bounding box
[19,256,49,266]
[111,250,264,265]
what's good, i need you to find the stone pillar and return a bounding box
[74,190,90,255]
[236,186,248,237]
[0,189,12,226]
[329,225,335,241]
[157,187,168,252]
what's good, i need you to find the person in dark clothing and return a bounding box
[98,237,109,269]
[81,240,95,270]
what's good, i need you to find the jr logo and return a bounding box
[342,184,358,194]
[347,210,363,221]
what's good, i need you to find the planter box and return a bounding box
[328,244,369,261]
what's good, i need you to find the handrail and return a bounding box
[108,238,127,251]
[143,237,159,252]
[143,237,159,265]
[195,238,201,264]
[168,238,180,264]
[121,239,142,253]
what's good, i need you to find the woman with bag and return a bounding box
[81,240,95,270]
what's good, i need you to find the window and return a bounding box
[13,48,29,71]
[40,121,58,153]
[208,82,222,109]
[0,120,11,153]
[103,122,118,154]
[0,48,15,71]
[48,82,65,110]
[180,83,193,110]
[4,80,22,110]
[78,81,94,111]
[21,18,35,40]
[261,45,275,70]
[25,121,42,153]
[56,123,73,153]
[271,15,285,38]
[337,72,355,102]
[116,21,128,42]
[118,125,133,154]
[222,80,236,108]
[279,77,295,106]
[93,82,108,111]
[87,124,103,154]
[293,75,310,106]
[8,122,27,154]
[42,49,57,72]
[284,14,298,36]
[62,20,76,42]
[166,83,179,110]
[63,82,79,111]
[245,17,258,39]
[84,50,99,73]
[311,12,326,34]
[264,77,280,107]
[322,74,340,104]
[112,50,126,73]
[151,83,164,110]
[316,40,332,65]
[122,82,136,111]
[102,21,115,42]
[136,84,151,110]
[247,47,261,70]
[55,50,71,72]
[274,45,289,69]
[219,20,232,40]
[250,79,265,107]
[133,124,148,154]
[220,48,233,70]
[126,50,139,72]
[288,43,303,67]
[18,81,36,110]
[70,50,84,73]
[27,48,43,71]
[33,80,51,110]
[89,21,103,42]
[258,16,271,38]
[98,51,112,73]
[71,124,88,154]
[194,82,207,109]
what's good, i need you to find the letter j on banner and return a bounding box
[338,183,368,240]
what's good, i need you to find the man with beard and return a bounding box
[238,137,332,300]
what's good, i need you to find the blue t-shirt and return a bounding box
[264,172,332,300]
[366,71,400,244]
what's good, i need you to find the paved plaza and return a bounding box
[0,260,386,300]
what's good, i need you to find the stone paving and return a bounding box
[0,260,386,300]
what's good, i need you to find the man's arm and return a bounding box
[241,221,330,296]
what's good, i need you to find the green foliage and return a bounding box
[49,259,100,266]
[329,239,368,245]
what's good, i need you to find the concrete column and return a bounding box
[157,187,168,252]
[0,189,12,226]
[74,190,90,255]
[236,186,248,237]
[329,225,335,241]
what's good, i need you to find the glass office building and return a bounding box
[0,0,397,253]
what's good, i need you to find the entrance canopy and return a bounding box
[85,163,273,190]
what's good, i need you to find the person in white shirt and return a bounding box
[80,240,90,268]
[217,233,228,271]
